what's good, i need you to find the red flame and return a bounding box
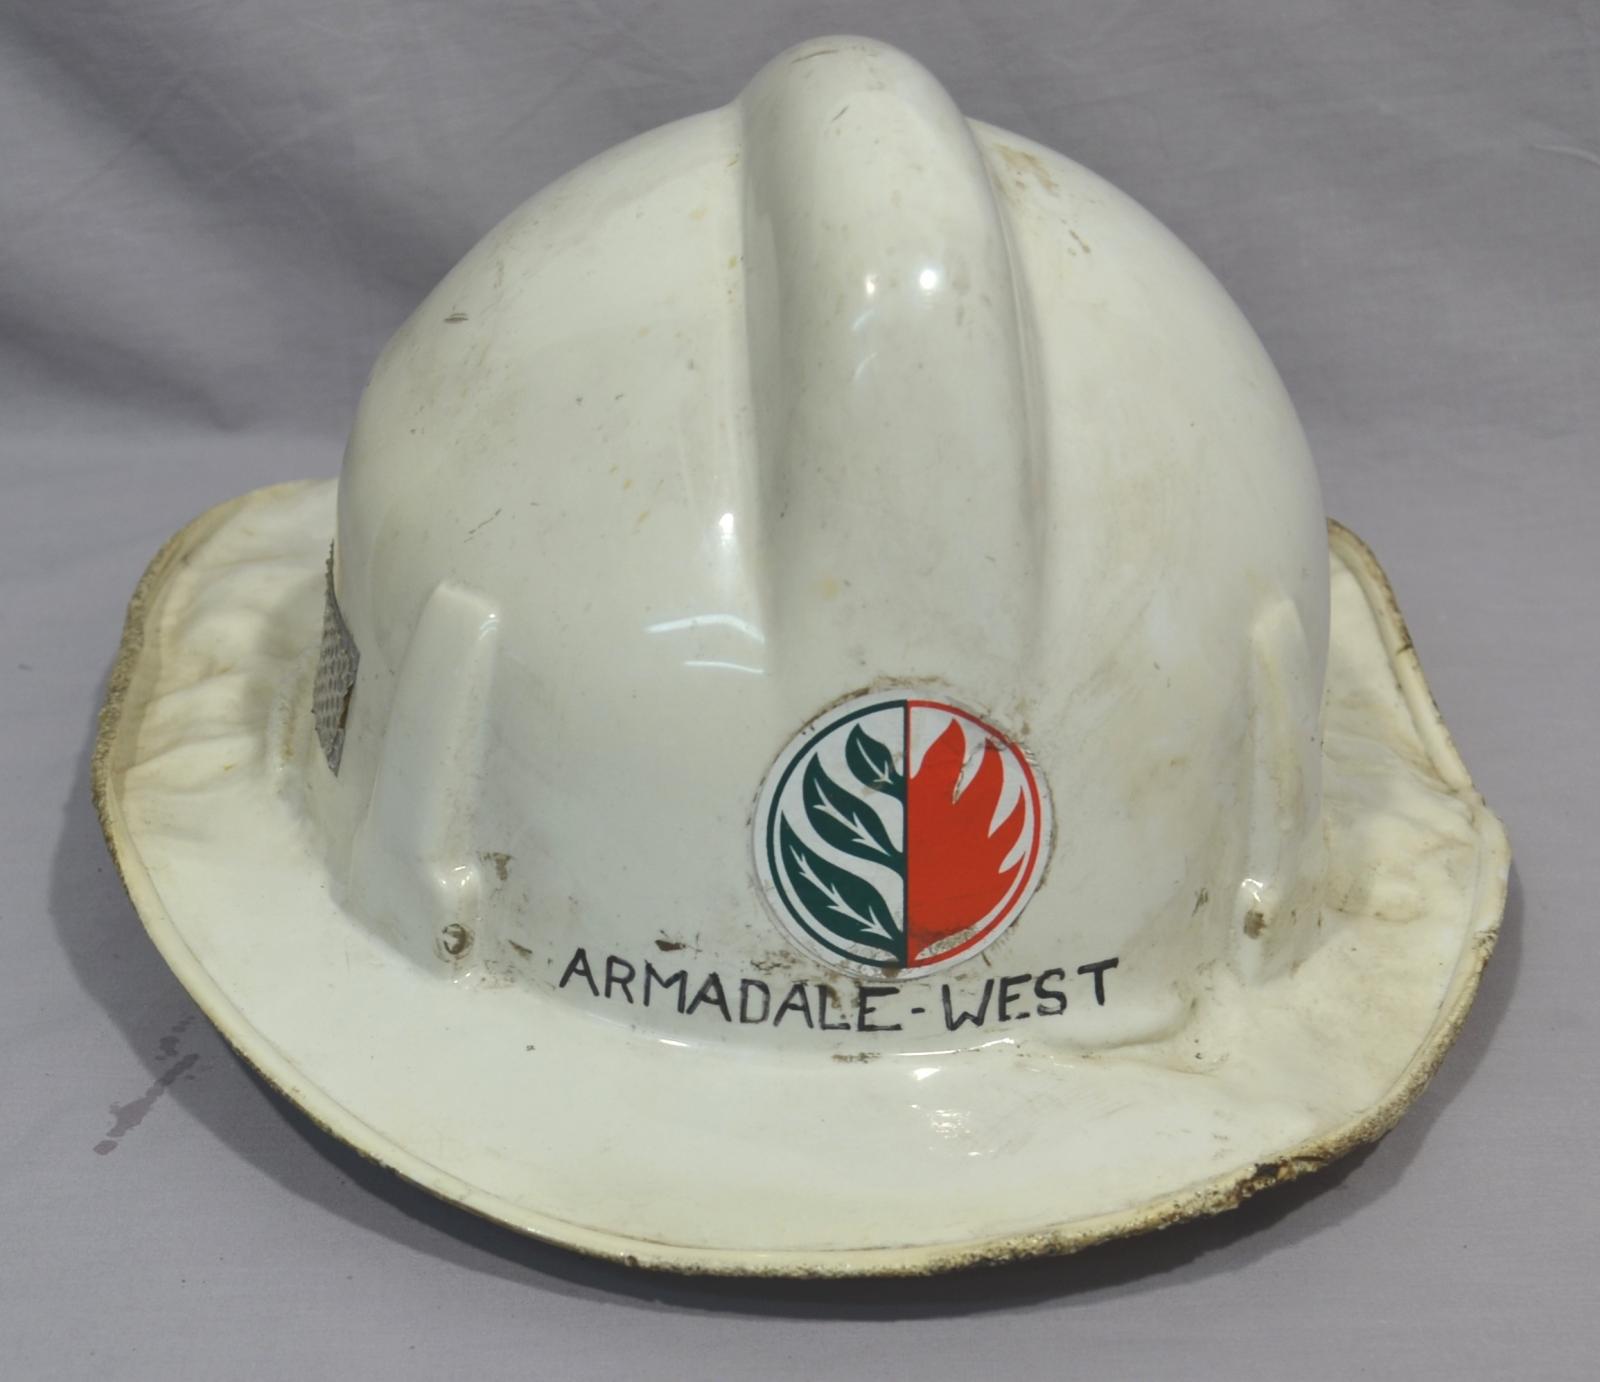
[906,718,1027,959]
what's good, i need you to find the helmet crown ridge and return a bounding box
[738,39,1044,695]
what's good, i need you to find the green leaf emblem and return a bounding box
[802,755,903,873]
[846,723,904,796]
[777,818,902,959]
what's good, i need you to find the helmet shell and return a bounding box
[311,37,1328,1050]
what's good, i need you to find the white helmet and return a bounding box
[98,36,1507,1274]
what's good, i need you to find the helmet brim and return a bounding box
[93,480,1508,1277]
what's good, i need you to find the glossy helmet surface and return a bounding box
[313,37,1327,1050]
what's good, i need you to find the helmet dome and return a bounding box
[311,36,1327,1051]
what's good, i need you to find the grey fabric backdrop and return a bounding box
[2,1,1595,1377]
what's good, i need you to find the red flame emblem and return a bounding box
[906,718,1030,957]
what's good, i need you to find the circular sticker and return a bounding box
[754,691,1051,977]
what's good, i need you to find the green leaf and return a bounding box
[778,818,902,958]
[845,723,904,797]
[803,755,902,873]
